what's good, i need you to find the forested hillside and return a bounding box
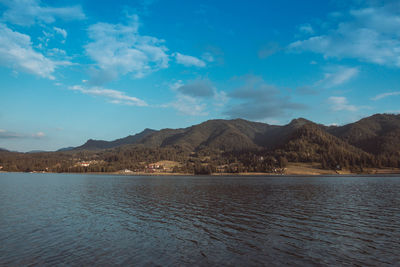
[1,113,399,174]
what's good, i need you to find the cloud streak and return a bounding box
[0,129,46,139]
[0,129,22,139]
[316,66,359,88]
[174,52,206,67]
[372,91,400,101]
[0,0,85,26]
[69,85,147,106]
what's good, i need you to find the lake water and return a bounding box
[0,173,399,266]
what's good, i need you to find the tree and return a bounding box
[278,156,288,168]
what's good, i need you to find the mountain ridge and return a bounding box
[70,113,400,156]
[1,113,400,174]
[75,128,156,150]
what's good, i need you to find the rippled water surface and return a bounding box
[1,173,400,266]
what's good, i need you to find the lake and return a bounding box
[0,173,399,266]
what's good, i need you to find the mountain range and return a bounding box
[71,113,400,157]
[1,113,399,174]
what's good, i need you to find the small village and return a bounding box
[74,160,179,174]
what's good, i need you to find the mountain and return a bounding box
[1,113,399,173]
[27,150,48,153]
[255,118,314,149]
[279,123,371,167]
[139,119,271,151]
[57,147,75,152]
[121,117,326,152]
[73,119,291,152]
[74,119,273,152]
[328,114,400,155]
[73,114,400,156]
[75,128,156,150]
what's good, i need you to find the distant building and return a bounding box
[145,163,164,172]
[216,165,227,173]
[147,164,163,170]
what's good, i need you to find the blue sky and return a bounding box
[1,0,400,151]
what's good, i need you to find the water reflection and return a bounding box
[0,174,399,266]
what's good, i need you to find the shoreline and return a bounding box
[1,170,400,177]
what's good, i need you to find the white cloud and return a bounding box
[289,4,400,67]
[371,91,400,101]
[214,90,228,107]
[174,52,206,67]
[53,27,67,39]
[85,15,169,85]
[69,85,147,107]
[0,23,70,79]
[316,66,359,88]
[47,48,66,56]
[169,80,184,91]
[298,23,314,35]
[32,131,45,138]
[328,96,357,112]
[169,94,208,116]
[0,0,85,26]
[85,14,209,84]
[202,52,214,62]
[296,65,358,95]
